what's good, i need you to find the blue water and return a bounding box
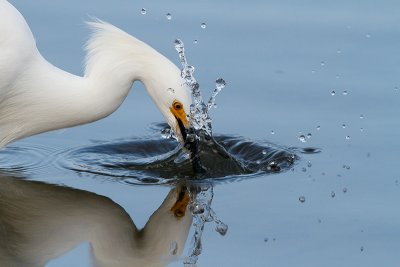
[4,0,400,266]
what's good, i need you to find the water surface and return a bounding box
[4,0,400,266]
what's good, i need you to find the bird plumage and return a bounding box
[0,0,191,147]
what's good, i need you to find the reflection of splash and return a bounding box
[185,183,227,267]
[58,124,301,184]
[0,176,192,267]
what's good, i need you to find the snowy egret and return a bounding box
[0,176,192,267]
[0,1,191,147]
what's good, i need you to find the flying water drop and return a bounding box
[140,8,147,15]
[298,135,306,143]
[331,191,336,198]
[331,90,336,96]
[343,90,348,95]
[207,78,226,112]
[299,196,306,203]
[166,13,172,20]
[201,23,207,29]
[215,222,228,236]
[346,135,350,140]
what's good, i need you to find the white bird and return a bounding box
[0,175,192,267]
[0,0,191,148]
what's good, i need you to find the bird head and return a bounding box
[142,65,192,144]
[160,83,192,144]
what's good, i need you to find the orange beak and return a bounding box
[170,101,189,141]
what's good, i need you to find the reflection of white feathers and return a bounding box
[0,176,192,267]
[0,1,191,147]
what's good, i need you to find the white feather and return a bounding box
[0,1,191,147]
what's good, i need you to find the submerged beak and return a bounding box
[170,101,189,142]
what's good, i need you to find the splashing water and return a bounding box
[175,40,231,266]
[174,39,224,136]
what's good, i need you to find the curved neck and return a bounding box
[0,54,135,145]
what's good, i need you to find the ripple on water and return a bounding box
[0,144,53,175]
[56,124,314,185]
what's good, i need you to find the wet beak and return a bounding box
[170,107,189,142]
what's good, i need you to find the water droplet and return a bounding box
[215,223,228,236]
[299,196,306,203]
[307,133,312,139]
[215,78,226,89]
[320,61,325,67]
[346,135,350,140]
[316,125,321,131]
[191,204,205,214]
[335,74,340,79]
[200,22,207,29]
[194,39,198,44]
[343,90,348,95]
[395,86,399,92]
[307,161,312,168]
[343,187,348,193]
[298,135,306,143]
[360,114,364,119]
[264,238,269,242]
[167,87,175,94]
[342,124,346,129]
[337,49,342,54]
[331,191,336,198]
[169,241,178,255]
[360,127,364,132]
[270,130,275,135]
[360,246,364,252]
[262,150,267,155]
[331,90,336,96]
[166,13,172,20]
[365,33,371,38]
[140,8,147,15]
[342,164,350,170]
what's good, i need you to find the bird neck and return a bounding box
[5,55,136,143]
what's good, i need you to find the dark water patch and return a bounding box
[57,125,310,185]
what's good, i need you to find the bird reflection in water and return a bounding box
[0,176,192,267]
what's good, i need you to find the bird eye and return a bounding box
[173,101,183,110]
